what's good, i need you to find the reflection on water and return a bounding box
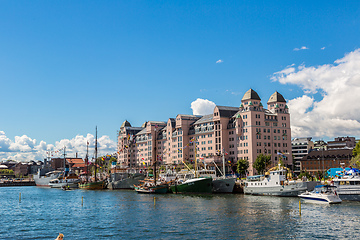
[0,187,360,239]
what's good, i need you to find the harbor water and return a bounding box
[1,186,360,239]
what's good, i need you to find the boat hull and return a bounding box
[49,182,80,188]
[134,184,169,194]
[212,177,236,193]
[108,173,145,190]
[299,194,342,204]
[337,193,360,201]
[244,182,308,196]
[335,186,360,201]
[79,181,105,190]
[33,173,60,187]
[170,178,212,194]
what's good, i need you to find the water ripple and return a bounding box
[1,187,360,239]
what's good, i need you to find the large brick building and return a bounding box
[117,89,292,175]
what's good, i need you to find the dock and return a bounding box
[0,180,36,187]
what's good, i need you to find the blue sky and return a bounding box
[1,1,360,161]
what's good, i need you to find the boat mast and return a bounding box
[194,139,197,178]
[86,141,89,182]
[222,148,226,179]
[94,126,98,182]
[63,146,66,176]
[153,126,157,185]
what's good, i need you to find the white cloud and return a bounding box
[293,46,309,51]
[272,48,360,139]
[191,98,216,115]
[321,47,326,50]
[0,131,117,162]
[216,59,223,63]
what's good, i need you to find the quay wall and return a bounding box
[0,181,35,187]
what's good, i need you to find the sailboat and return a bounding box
[169,139,212,194]
[79,127,105,190]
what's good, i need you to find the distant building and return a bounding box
[117,89,293,175]
[66,158,85,174]
[327,136,356,150]
[2,160,17,170]
[313,140,327,151]
[14,162,28,177]
[291,137,314,175]
[300,148,353,175]
[27,160,42,175]
[49,157,85,173]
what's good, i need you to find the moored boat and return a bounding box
[49,172,80,188]
[79,127,106,190]
[332,167,360,201]
[170,177,212,194]
[79,180,105,190]
[33,170,62,187]
[134,179,170,194]
[198,169,235,193]
[169,140,213,194]
[298,185,342,204]
[108,170,145,190]
[244,165,307,196]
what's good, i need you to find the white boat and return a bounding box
[159,170,177,182]
[48,172,80,188]
[332,167,360,201]
[244,165,307,196]
[298,185,342,204]
[33,170,62,187]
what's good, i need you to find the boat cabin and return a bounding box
[245,169,287,187]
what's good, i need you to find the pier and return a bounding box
[0,179,35,187]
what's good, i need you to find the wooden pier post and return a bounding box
[299,200,301,216]
[19,192,21,203]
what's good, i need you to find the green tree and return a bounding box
[350,154,360,168]
[351,141,360,168]
[253,154,271,175]
[298,170,313,181]
[353,141,360,157]
[237,159,249,177]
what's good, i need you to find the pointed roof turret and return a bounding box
[241,89,261,101]
[120,120,131,128]
[267,91,286,103]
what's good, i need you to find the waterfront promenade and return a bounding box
[0,179,35,187]
[1,186,360,239]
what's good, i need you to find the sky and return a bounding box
[1,1,360,162]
